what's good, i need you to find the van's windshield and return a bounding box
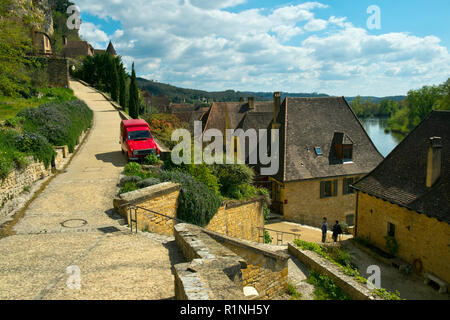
[128,130,152,140]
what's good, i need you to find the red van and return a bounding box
[120,119,160,161]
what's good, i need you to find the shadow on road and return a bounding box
[95,151,127,167]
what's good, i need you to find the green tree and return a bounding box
[118,59,128,109]
[406,85,441,130]
[110,59,119,102]
[436,78,450,110]
[128,63,139,119]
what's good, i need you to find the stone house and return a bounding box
[270,96,383,228]
[352,110,450,284]
[62,40,95,58]
[201,97,274,160]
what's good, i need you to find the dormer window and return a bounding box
[342,145,353,162]
[332,132,354,162]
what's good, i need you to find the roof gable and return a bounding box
[353,111,450,223]
[274,97,383,182]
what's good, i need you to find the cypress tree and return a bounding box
[128,63,139,119]
[110,59,119,102]
[118,61,127,109]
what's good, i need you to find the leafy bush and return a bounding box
[124,162,142,176]
[211,164,255,196]
[14,132,55,168]
[186,164,221,196]
[144,154,160,165]
[119,175,142,186]
[159,170,222,226]
[307,270,350,300]
[0,129,54,179]
[18,100,93,152]
[136,178,161,188]
[384,236,399,257]
[119,182,139,194]
[264,230,272,244]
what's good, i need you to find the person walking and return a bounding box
[332,220,343,242]
[321,217,328,243]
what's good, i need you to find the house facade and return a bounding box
[62,40,95,58]
[353,111,450,284]
[270,96,383,228]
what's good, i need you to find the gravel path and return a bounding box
[0,80,184,300]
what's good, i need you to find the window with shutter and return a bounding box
[343,177,355,194]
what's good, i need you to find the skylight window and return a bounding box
[315,147,323,156]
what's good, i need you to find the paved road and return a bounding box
[0,80,183,300]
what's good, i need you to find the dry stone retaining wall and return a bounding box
[113,182,181,236]
[288,243,382,300]
[113,184,265,242]
[0,157,51,209]
[173,223,289,300]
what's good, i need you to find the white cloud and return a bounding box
[73,0,450,96]
[79,22,109,46]
[304,19,328,32]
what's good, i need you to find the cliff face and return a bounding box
[15,0,54,35]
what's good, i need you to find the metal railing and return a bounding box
[120,202,186,233]
[256,226,301,245]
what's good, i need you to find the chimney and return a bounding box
[248,97,255,109]
[426,137,442,187]
[273,92,280,122]
[63,35,67,46]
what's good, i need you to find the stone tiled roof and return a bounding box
[106,41,117,56]
[274,97,383,182]
[203,101,273,135]
[353,111,450,224]
[62,41,94,57]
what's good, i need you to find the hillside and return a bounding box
[137,77,406,104]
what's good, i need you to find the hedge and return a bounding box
[159,170,222,227]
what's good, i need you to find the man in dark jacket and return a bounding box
[321,218,328,243]
[332,221,343,242]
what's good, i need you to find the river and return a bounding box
[360,118,403,157]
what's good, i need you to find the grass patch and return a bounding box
[307,270,350,300]
[0,88,76,121]
[287,282,302,300]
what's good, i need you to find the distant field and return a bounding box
[0,88,76,121]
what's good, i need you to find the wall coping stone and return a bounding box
[203,228,290,263]
[119,182,181,204]
[224,195,267,209]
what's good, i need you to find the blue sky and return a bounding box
[75,0,450,96]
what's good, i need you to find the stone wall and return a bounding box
[173,223,288,300]
[113,184,265,242]
[0,157,51,209]
[288,243,381,300]
[205,229,289,299]
[205,198,265,242]
[46,58,69,88]
[0,144,72,212]
[113,182,181,237]
[356,191,450,284]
